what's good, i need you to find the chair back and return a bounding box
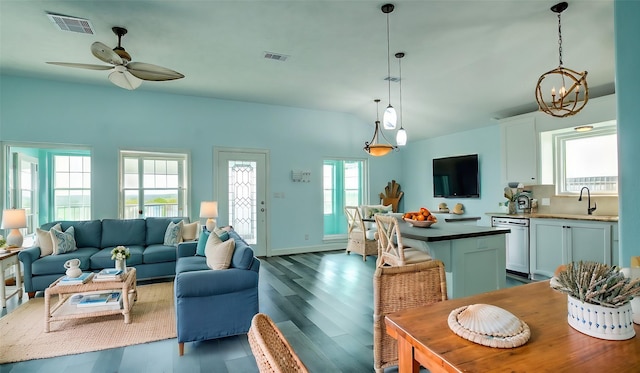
[344,206,366,236]
[375,214,406,267]
[373,260,447,372]
[248,313,309,373]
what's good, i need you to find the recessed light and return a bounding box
[574,125,594,132]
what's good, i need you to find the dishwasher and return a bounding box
[491,217,530,279]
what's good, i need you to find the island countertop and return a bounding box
[486,212,618,222]
[399,221,510,242]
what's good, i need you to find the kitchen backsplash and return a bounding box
[524,184,619,216]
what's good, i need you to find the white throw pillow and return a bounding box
[181,222,198,241]
[36,223,62,257]
[205,235,235,270]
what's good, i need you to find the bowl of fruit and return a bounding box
[403,208,437,228]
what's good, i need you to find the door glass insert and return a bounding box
[228,160,257,244]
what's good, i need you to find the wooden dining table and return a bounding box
[385,280,640,373]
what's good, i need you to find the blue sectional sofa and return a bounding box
[174,229,260,355]
[18,217,189,297]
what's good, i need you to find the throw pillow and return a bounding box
[36,223,62,257]
[205,237,235,270]
[181,222,198,241]
[195,230,210,256]
[50,226,77,255]
[164,220,184,246]
[213,227,230,242]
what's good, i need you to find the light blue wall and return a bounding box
[0,75,402,253]
[401,124,501,226]
[614,0,640,267]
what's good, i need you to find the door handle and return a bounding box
[261,208,265,212]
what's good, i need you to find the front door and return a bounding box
[215,148,268,256]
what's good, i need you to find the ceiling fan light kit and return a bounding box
[535,2,588,118]
[364,99,397,157]
[381,3,397,130]
[47,26,184,90]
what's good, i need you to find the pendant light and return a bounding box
[395,52,407,146]
[535,2,588,118]
[364,99,397,156]
[381,3,397,130]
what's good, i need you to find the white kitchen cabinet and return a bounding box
[500,117,538,184]
[530,218,613,279]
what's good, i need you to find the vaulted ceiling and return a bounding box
[0,0,615,141]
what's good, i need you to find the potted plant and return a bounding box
[111,246,131,271]
[551,261,640,340]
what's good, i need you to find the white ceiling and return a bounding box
[0,0,615,141]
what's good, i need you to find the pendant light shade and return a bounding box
[364,99,397,156]
[535,2,588,118]
[381,4,396,130]
[395,52,407,146]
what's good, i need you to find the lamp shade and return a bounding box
[1,209,26,229]
[396,128,407,146]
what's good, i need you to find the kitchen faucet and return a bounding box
[578,186,597,215]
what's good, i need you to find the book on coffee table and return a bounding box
[73,291,122,308]
[93,268,124,281]
[58,272,94,285]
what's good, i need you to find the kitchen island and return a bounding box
[400,222,510,298]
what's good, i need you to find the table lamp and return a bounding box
[199,201,218,232]
[2,208,27,247]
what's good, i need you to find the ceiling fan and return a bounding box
[47,26,184,90]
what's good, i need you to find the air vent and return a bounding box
[263,52,289,62]
[47,13,94,34]
[384,76,401,83]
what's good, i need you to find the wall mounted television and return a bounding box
[433,154,480,198]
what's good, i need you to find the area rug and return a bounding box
[0,281,176,364]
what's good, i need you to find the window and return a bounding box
[323,159,366,237]
[543,122,618,195]
[120,151,188,219]
[53,155,91,220]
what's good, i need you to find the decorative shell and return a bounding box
[448,304,531,348]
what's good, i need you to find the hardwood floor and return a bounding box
[1,251,527,373]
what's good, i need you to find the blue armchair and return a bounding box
[174,229,260,355]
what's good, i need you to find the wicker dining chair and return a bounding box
[247,313,309,373]
[373,260,448,373]
[374,214,432,267]
[344,206,378,261]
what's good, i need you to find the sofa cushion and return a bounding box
[146,217,186,245]
[90,246,144,269]
[226,230,255,269]
[32,247,98,275]
[36,223,61,257]
[51,226,77,254]
[42,220,102,249]
[143,244,177,264]
[205,237,235,270]
[164,220,184,246]
[101,219,146,248]
[175,256,210,274]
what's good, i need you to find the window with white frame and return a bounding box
[120,151,188,219]
[548,123,618,195]
[53,155,91,220]
[323,159,366,237]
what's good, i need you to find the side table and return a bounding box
[0,251,23,307]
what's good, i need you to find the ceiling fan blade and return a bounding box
[91,42,123,65]
[126,62,184,81]
[108,70,142,90]
[46,62,113,71]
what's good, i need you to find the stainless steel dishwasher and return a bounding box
[491,217,530,278]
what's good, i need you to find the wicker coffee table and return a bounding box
[44,267,137,332]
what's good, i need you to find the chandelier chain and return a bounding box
[557,12,563,67]
[386,13,392,102]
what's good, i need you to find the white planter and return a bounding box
[567,295,635,340]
